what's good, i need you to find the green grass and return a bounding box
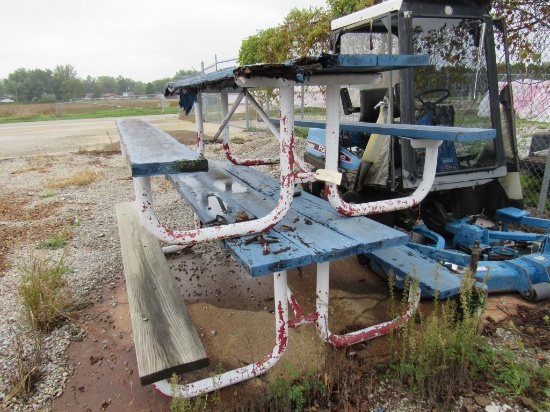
[0,107,179,124]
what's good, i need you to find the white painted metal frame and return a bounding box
[136,69,439,397]
[152,260,420,399]
[132,86,296,246]
[152,270,289,398]
[285,262,421,347]
[236,77,444,218]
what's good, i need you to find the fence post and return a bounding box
[300,85,305,120]
[245,95,250,129]
[537,152,550,212]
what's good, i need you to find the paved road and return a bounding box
[0,115,225,159]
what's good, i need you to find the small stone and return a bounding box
[110,302,117,307]
[485,402,501,412]
[210,330,217,336]
[475,395,490,407]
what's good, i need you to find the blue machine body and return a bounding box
[305,128,363,171]
[367,207,550,301]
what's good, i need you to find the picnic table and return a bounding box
[116,53,495,397]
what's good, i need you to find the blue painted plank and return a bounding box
[168,161,408,276]
[376,54,429,67]
[285,119,496,142]
[116,119,208,177]
[367,245,463,298]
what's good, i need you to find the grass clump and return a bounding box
[170,374,210,412]
[17,252,72,332]
[266,362,325,412]
[3,330,44,403]
[46,170,102,189]
[38,229,72,250]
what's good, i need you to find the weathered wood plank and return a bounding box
[116,119,208,177]
[116,202,208,385]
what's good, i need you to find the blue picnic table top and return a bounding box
[117,119,209,177]
[168,161,409,276]
[165,53,428,95]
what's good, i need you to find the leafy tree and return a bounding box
[327,0,374,18]
[0,79,6,97]
[145,82,155,95]
[239,7,330,65]
[5,68,55,102]
[39,92,56,103]
[280,7,331,58]
[491,0,549,62]
[116,76,133,95]
[152,77,173,93]
[96,76,118,96]
[240,27,287,64]
[52,64,80,100]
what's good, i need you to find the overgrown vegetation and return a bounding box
[392,271,487,407]
[17,252,73,332]
[165,270,550,411]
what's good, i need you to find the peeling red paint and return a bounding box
[276,300,288,354]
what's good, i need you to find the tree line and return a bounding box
[0,66,197,103]
[2,1,547,103]
[239,0,549,65]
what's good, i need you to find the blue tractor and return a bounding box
[301,0,550,300]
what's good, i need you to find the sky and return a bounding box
[1,0,329,83]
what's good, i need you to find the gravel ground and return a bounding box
[0,120,548,411]
[0,126,294,410]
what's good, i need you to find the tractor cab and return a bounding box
[306,0,522,230]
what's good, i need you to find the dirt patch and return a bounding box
[511,303,550,350]
[0,193,66,272]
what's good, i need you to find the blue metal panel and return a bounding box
[376,54,429,67]
[166,67,239,94]
[367,245,463,298]
[165,53,429,96]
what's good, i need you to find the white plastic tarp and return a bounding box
[478,80,550,123]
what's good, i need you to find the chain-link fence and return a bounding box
[507,74,550,215]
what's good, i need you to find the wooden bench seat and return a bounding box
[117,118,208,177]
[116,202,209,385]
[168,161,409,277]
[270,118,496,142]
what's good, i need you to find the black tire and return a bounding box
[420,187,479,235]
[301,181,324,198]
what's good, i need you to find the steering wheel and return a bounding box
[415,88,451,106]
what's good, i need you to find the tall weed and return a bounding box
[394,269,488,406]
[17,252,72,332]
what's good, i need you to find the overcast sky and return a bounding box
[1,0,329,82]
